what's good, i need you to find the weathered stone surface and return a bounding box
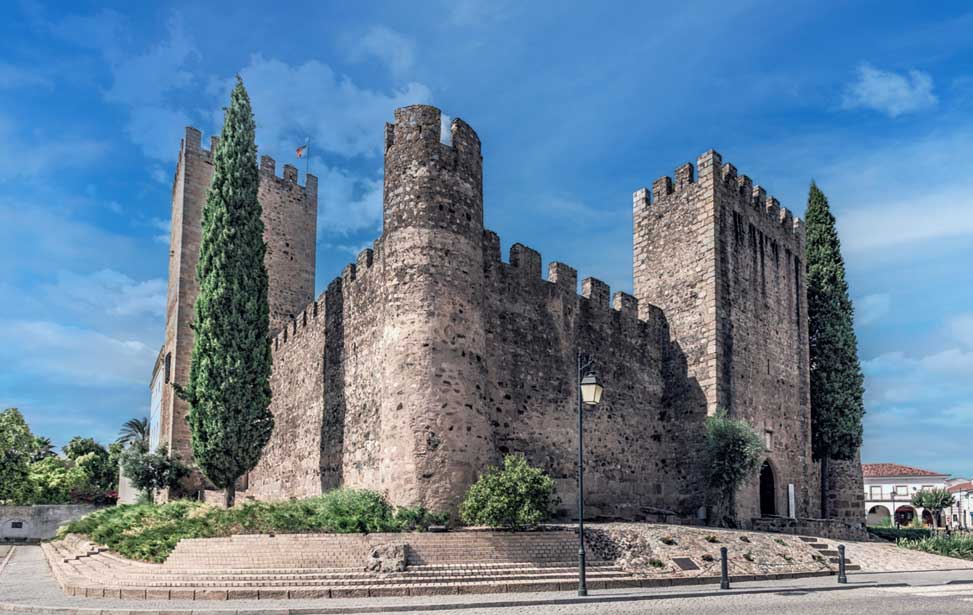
[364,543,407,573]
[158,104,862,525]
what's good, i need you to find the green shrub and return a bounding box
[704,410,764,525]
[660,535,677,545]
[58,489,449,562]
[898,535,973,561]
[459,454,557,530]
[704,534,719,543]
[393,506,449,532]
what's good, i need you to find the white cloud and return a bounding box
[842,63,937,118]
[0,63,53,89]
[855,293,891,326]
[0,115,107,182]
[347,26,417,76]
[948,313,973,349]
[222,54,432,160]
[101,17,198,161]
[314,165,384,235]
[43,270,166,319]
[0,320,156,387]
[149,217,171,244]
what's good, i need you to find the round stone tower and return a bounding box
[379,105,495,512]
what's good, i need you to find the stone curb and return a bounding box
[0,548,14,577]
[0,581,909,615]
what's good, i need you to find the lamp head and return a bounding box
[580,372,603,406]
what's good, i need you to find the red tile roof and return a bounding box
[862,463,946,478]
[948,481,973,494]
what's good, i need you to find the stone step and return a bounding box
[76,576,655,600]
[95,570,635,589]
[99,563,621,579]
[807,543,830,550]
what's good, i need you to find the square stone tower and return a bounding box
[633,150,816,521]
[155,127,317,474]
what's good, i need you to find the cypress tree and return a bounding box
[176,77,273,507]
[804,181,865,518]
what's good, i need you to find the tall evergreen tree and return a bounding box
[176,77,273,507]
[804,181,865,518]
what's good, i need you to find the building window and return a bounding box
[764,430,773,450]
[11,521,23,529]
[921,485,934,491]
[869,486,883,499]
[164,352,172,383]
[895,485,908,496]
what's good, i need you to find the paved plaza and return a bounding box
[4,544,973,614]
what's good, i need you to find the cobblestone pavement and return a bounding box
[846,541,973,572]
[4,545,973,614]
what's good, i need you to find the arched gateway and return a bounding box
[759,460,776,516]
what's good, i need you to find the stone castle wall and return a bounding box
[248,106,707,517]
[631,150,859,522]
[166,104,862,525]
[157,130,317,481]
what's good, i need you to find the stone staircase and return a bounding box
[797,536,861,571]
[43,531,645,600]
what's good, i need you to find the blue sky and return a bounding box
[0,1,970,476]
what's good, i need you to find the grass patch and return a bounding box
[898,534,973,561]
[648,558,665,568]
[57,489,447,563]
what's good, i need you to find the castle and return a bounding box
[150,104,864,525]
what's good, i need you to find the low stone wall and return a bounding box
[0,505,101,543]
[751,516,870,541]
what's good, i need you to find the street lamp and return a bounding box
[576,353,603,597]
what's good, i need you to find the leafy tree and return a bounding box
[175,77,273,508]
[32,436,57,463]
[120,443,191,502]
[63,437,116,491]
[703,409,765,526]
[63,437,104,460]
[0,408,38,504]
[912,488,955,529]
[804,182,865,518]
[459,454,558,530]
[27,456,87,504]
[117,417,150,448]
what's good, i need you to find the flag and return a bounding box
[296,144,307,158]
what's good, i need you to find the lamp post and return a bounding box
[576,353,603,597]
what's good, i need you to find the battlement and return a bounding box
[259,155,318,196]
[482,230,652,325]
[180,126,317,195]
[635,150,804,248]
[384,105,481,160]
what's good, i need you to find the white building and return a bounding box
[946,480,973,529]
[863,463,951,527]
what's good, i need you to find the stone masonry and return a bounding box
[154,128,316,467]
[155,104,863,525]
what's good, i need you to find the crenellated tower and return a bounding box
[378,105,495,512]
[154,127,317,490]
[633,150,818,522]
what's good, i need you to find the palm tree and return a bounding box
[117,417,150,448]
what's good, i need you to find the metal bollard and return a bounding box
[720,546,730,590]
[837,544,847,584]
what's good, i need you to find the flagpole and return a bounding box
[305,137,310,178]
